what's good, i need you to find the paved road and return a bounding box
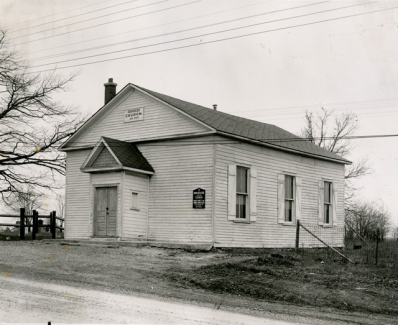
[0,277,303,324]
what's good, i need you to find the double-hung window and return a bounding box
[236,166,248,219]
[227,164,257,222]
[284,175,295,222]
[319,180,337,226]
[324,181,332,224]
[278,174,301,224]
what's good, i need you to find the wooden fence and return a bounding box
[0,208,64,240]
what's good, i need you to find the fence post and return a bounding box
[375,228,380,265]
[51,211,56,239]
[32,210,37,240]
[295,220,300,251]
[20,208,25,240]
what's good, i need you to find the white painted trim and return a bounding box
[60,85,133,150]
[102,137,123,165]
[61,84,215,150]
[132,85,216,132]
[80,140,105,169]
[146,177,150,241]
[120,171,125,239]
[211,142,216,245]
[61,131,217,152]
[81,166,154,175]
[123,167,154,175]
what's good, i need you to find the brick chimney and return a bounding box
[104,78,117,105]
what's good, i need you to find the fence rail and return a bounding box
[295,220,398,265]
[0,208,64,240]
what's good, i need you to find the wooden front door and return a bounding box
[94,187,117,237]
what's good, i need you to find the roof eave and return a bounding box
[216,131,351,165]
[81,166,154,175]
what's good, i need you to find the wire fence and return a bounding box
[296,221,398,266]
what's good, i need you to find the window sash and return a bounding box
[324,181,331,204]
[236,166,248,194]
[236,194,247,219]
[324,203,331,224]
[285,175,294,200]
[284,175,295,222]
[285,200,293,222]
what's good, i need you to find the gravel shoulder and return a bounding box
[0,241,396,325]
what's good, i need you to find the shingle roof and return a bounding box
[103,137,154,173]
[134,85,350,164]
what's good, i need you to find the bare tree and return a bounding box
[301,108,370,201]
[346,201,392,241]
[4,186,44,231]
[0,30,83,201]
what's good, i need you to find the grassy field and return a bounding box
[0,240,397,323]
[167,247,398,316]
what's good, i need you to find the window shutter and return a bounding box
[227,164,236,220]
[318,180,324,225]
[295,177,302,221]
[250,168,257,222]
[277,174,285,224]
[332,184,338,226]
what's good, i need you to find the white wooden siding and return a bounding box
[138,138,214,243]
[214,139,345,248]
[69,90,209,147]
[122,171,148,240]
[65,150,92,239]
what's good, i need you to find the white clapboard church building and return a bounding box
[60,79,350,248]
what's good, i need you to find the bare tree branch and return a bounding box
[0,29,84,200]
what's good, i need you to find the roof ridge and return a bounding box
[132,84,350,164]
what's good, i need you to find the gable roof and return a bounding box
[62,82,350,164]
[134,85,350,164]
[81,137,154,174]
[102,137,154,173]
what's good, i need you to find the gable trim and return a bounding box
[60,84,132,150]
[81,137,122,170]
[60,84,215,150]
[102,137,122,165]
[81,166,154,175]
[132,84,216,133]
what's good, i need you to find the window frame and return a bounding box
[130,192,140,211]
[323,181,332,225]
[236,166,249,220]
[284,175,296,223]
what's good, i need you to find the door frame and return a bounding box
[92,183,119,237]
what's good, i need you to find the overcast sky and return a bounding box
[1,0,398,228]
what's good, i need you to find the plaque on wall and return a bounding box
[124,107,144,122]
[193,188,205,209]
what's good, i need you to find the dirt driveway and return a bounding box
[0,241,396,324]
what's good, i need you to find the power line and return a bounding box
[16,0,201,45]
[235,103,398,121]
[10,0,140,33]
[29,1,387,72]
[15,0,167,39]
[27,0,271,55]
[7,0,115,28]
[30,1,327,62]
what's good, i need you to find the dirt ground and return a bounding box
[0,241,397,325]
